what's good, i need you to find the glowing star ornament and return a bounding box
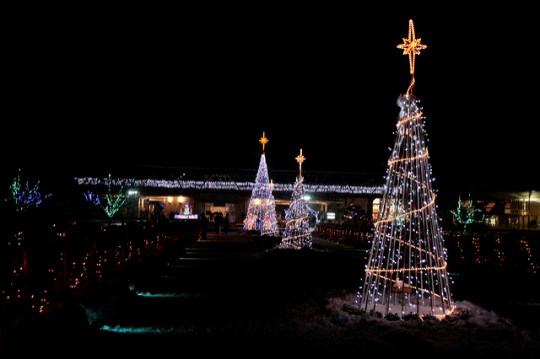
[397,19,427,95]
[397,19,427,75]
[295,148,306,176]
[259,132,269,152]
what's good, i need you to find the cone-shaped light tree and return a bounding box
[280,149,312,250]
[243,132,279,236]
[357,20,454,318]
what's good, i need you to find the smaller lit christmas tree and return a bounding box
[243,132,279,236]
[280,149,312,249]
[260,179,280,236]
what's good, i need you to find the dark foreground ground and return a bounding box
[1,232,539,357]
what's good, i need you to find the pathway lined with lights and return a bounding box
[92,232,366,341]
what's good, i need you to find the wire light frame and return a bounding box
[356,20,454,318]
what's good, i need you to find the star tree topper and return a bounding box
[397,19,427,95]
[295,148,306,176]
[259,132,269,152]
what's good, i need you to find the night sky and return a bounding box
[5,5,538,192]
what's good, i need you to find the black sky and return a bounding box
[4,5,538,192]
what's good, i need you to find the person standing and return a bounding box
[223,212,230,234]
[214,212,223,233]
[199,213,208,240]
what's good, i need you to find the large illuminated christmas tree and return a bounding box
[243,132,279,236]
[357,20,454,318]
[280,149,312,250]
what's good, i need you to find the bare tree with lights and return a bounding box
[101,173,127,218]
[9,169,49,213]
[243,132,279,236]
[450,194,485,233]
[280,149,312,250]
[357,20,454,318]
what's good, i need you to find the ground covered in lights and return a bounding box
[1,235,539,357]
